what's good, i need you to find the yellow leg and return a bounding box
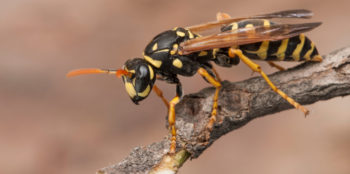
[267,61,286,71]
[168,96,180,154]
[197,68,222,131]
[152,85,169,109]
[229,48,309,116]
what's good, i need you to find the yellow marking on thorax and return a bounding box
[138,85,151,97]
[176,31,186,37]
[143,53,162,68]
[148,65,154,79]
[304,42,315,61]
[170,44,178,55]
[273,39,289,60]
[152,43,158,51]
[292,34,305,61]
[132,78,136,86]
[245,41,269,59]
[154,49,169,53]
[172,58,183,69]
[124,82,136,98]
[198,51,208,57]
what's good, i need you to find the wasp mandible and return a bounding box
[67,9,322,154]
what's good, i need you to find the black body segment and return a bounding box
[143,27,213,77]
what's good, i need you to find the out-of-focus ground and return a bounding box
[0,0,349,174]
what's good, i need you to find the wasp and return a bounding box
[67,9,322,154]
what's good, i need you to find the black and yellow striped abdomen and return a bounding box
[221,19,322,62]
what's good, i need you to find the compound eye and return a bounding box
[138,65,149,79]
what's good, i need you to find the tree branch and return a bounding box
[98,47,350,174]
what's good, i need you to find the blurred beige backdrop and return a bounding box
[0,0,349,174]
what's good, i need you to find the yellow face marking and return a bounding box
[143,53,162,68]
[176,31,186,37]
[154,49,169,53]
[152,43,158,51]
[170,44,178,55]
[138,85,151,97]
[304,42,315,61]
[263,19,271,27]
[245,41,269,59]
[292,34,305,61]
[124,67,135,74]
[132,78,136,86]
[124,82,136,98]
[274,39,289,60]
[172,27,178,31]
[172,58,183,69]
[198,51,208,57]
[148,65,154,79]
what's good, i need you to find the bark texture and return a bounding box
[98,47,350,174]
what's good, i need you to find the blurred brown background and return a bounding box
[0,0,349,174]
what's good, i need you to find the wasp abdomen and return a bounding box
[222,19,322,62]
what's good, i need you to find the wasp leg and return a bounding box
[211,66,222,82]
[168,83,182,154]
[267,61,286,71]
[153,85,170,109]
[229,48,309,116]
[197,68,222,131]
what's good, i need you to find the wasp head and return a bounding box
[67,58,156,105]
[118,58,156,104]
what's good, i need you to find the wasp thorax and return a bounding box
[121,58,156,104]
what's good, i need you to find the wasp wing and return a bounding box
[253,9,313,19]
[180,22,321,55]
[187,9,313,34]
